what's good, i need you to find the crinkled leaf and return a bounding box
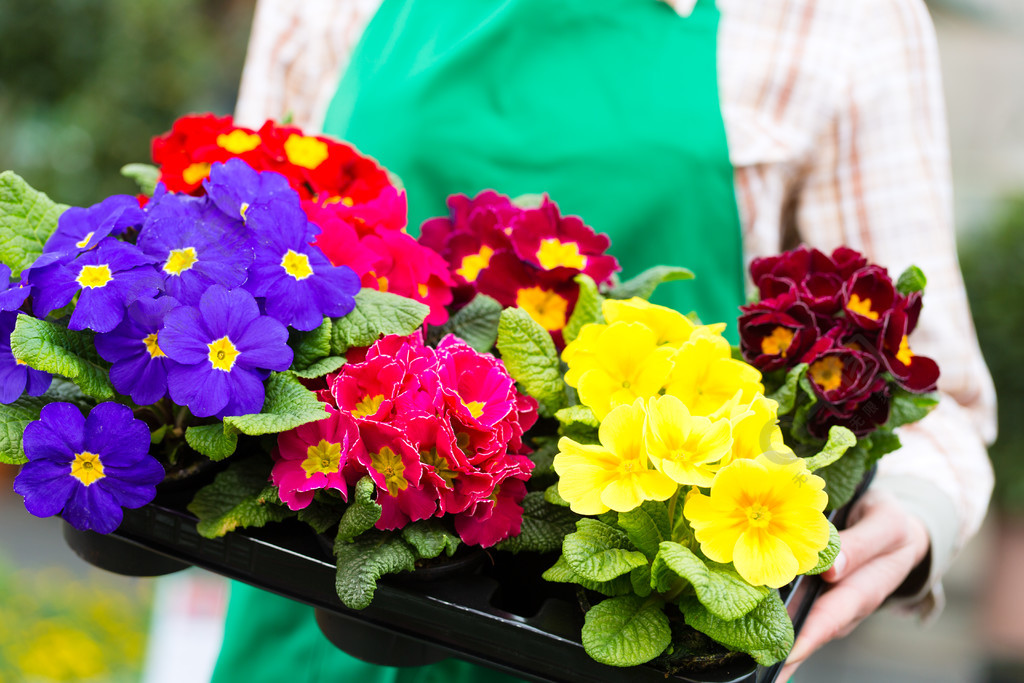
[334,533,416,610]
[431,294,502,353]
[608,266,694,301]
[653,542,770,620]
[564,274,603,344]
[866,428,902,465]
[817,442,870,511]
[789,376,821,445]
[496,307,566,417]
[528,437,558,478]
[289,318,332,370]
[496,491,579,553]
[680,590,794,666]
[581,595,671,667]
[545,483,570,507]
[10,315,113,400]
[0,171,68,279]
[542,555,633,596]
[330,288,429,354]
[335,476,382,545]
[804,426,857,472]
[187,459,292,538]
[618,501,672,561]
[297,493,346,534]
[563,518,648,582]
[555,404,600,442]
[887,389,939,429]
[767,364,808,416]
[896,265,928,296]
[402,519,460,559]
[290,356,346,379]
[184,423,238,461]
[223,372,327,436]
[806,521,841,575]
[630,564,653,598]
[120,163,160,197]
[0,395,56,464]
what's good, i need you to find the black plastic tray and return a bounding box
[62,476,867,683]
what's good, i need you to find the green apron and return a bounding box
[213,1,744,681]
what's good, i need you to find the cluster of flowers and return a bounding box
[271,333,538,547]
[554,298,830,588]
[738,246,940,438]
[152,113,453,324]
[420,191,620,345]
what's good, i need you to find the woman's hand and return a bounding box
[779,490,931,681]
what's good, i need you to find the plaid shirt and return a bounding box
[235,0,996,615]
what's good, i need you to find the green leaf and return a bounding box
[867,428,902,465]
[290,356,346,379]
[555,404,600,442]
[187,459,292,538]
[545,483,571,507]
[335,477,382,545]
[401,520,460,559]
[330,288,429,354]
[120,163,160,196]
[581,595,671,667]
[563,518,649,582]
[527,437,558,478]
[816,442,870,510]
[653,542,770,620]
[767,364,808,416]
[0,171,68,279]
[9,315,113,400]
[334,533,417,610]
[630,564,653,598]
[496,307,567,417]
[297,493,346,534]
[887,388,939,429]
[804,426,857,472]
[290,318,332,370]
[223,372,327,436]
[185,423,238,461]
[680,590,794,666]
[617,501,672,560]
[789,376,821,445]
[0,395,60,465]
[495,491,579,553]
[608,266,694,301]
[896,265,928,295]
[431,294,502,352]
[806,521,841,575]
[563,274,604,344]
[542,555,633,596]
[511,193,545,209]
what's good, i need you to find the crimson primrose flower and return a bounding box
[13,402,164,534]
[28,240,162,333]
[159,285,292,418]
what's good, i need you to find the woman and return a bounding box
[216,1,996,680]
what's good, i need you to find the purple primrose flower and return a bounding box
[203,159,298,224]
[0,264,31,312]
[94,297,182,405]
[0,312,51,403]
[43,195,145,259]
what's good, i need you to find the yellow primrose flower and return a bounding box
[562,323,606,383]
[684,456,830,588]
[664,334,763,416]
[711,393,794,467]
[554,399,677,515]
[602,297,728,348]
[644,395,733,487]
[573,322,676,419]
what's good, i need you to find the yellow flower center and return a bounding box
[370,446,408,496]
[163,247,198,275]
[280,249,314,281]
[216,130,261,154]
[536,238,587,270]
[352,394,385,418]
[14,357,26,366]
[240,202,250,220]
[75,264,112,289]
[207,336,240,372]
[284,134,329,170]
[183,162,211,185]
[896,335,914,366]
[301,439,342,478]
[70,451,105,486]
[847,294,879,320]
[515,286,569,332]
[143,332,166,358]
[455,245,494,282]
[375,274,390,292]
[809,356,844,392]
[75,231,95,249]
[745,502,773,528]
[760,327,795,357]
[462,400,486,419]
[421,449,458,488]
[417,283,429,298]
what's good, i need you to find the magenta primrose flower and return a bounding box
[13,402,165,534]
